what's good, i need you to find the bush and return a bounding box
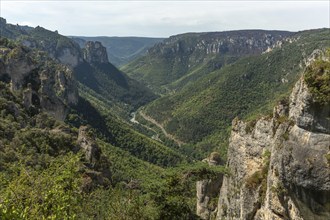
[245,150,271,203]
[0,153,83,219]
[304,51,330,105]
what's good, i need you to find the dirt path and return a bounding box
[139,111,184,146]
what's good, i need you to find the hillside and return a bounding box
[71,36,164,67]
[1,16,329,219]
[74,41,157,114]
[0,18,83,68]
[0,18,229,219]
[0,17,157,115]
[0,34,224,219]
[122,30,294,94]
[139,29,330,158]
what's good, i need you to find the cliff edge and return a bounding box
[215,50,330,220]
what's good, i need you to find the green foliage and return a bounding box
[98,140,165,190]
[0,83,81,219]
[150,163,226,220]
[245,171,263,189]
[168,162,228,181]
[276,115,289,124]
[271,182,287,197]
[0,153,83,219]
[1,21,82,63]
[152,173,198,220]
[325,153,330,165]
[245,119,257,133]
[140,29,330,159]
[80,187,157,220]
[0,37,17,49]
[282,132,290,141]
[0,78,163,219]
[68,93,186,168]
[304,50,330,105]
[123,30,293,94]
[74,62,157,111]
[1,31,195,219]
[2,20,329,219]
[246,150,271,189]
[1,19,157,114]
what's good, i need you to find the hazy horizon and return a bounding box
[1,0,329,38]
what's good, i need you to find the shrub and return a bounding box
[325,153,330,165]
[245,119,257,133]
[245,150,271,203]
[304,52,330,105]
[0,153,83,219]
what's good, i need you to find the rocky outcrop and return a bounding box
[197,152,224,219]
[39,65,78,120]
[77,126,112,191]
[77,126,101,165]
[151,30,293,59]
[0,19,83,69]
[56,47,82,68]
[0,42,78,120]
[289,69,330,134]
[215,65,330,219]
[83,41,109,64]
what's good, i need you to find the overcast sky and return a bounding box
[1,0,329,37]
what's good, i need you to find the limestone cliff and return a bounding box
[156,30,293,57]
[197,152,224,219]
[0,18,83,68]
[0,40,78,120]
[215,56,330,219]
[83,41,109,64]
[123,30,295,93]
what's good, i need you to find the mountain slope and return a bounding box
[140,29,330,157]
[0,36,206,220]
[122,30,294,94]
[0,18,83,68]
[0,18,157,113]
[71,36,164,67]
[74,57,157,111]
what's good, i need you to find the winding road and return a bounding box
[138,111,185,146]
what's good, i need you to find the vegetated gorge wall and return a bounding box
[0,43,78,120]
[0,19,112,120]
[197,52,330,220]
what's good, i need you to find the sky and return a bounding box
[0,0,329,37]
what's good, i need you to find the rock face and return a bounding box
[154,30,293,58]
[215,74,330,218]
[289,71,330,134]
[0,42,78,120]
[56,47,82,68]
[77,126,101,164]
[197,152,224,219]
[72,36,164,67]
[0,19,83,69]
[20,27,84,68]
[83,41,109,64]
[77,126,112,191]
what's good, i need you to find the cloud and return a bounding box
[1,0,329,37]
